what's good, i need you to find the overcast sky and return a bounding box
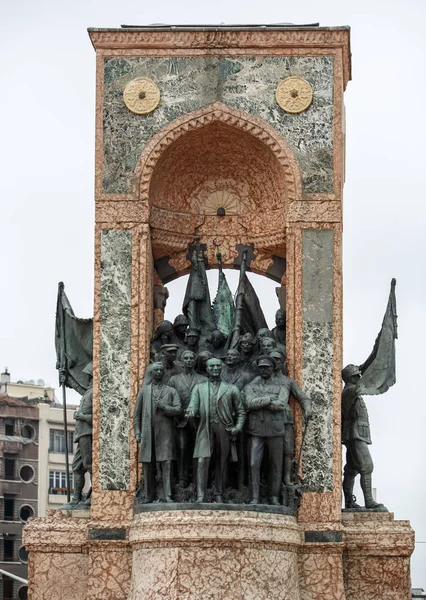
[1,0,425,587]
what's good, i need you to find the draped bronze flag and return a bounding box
[357,278,398,396]
[55,282,93,395]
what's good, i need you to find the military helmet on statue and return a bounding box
[341,364,361,383]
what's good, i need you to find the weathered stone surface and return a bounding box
[99,229,132,490]
[102,56,334,195]
[302,229,334,493]
[128,511,301,600]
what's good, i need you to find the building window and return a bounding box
[49,470,73,494]
[2,577,14,600]
[49,429,74,453]
[4,458,15,480]
[18,546,28,564]
[21,424,35,440]
[19,464,35,483]
[5,421,14,436]
[18,585,28,600]
[3,539,14,561]
[19,504,34,522]
[4,497,14,520]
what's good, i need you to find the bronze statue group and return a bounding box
[56,240,397,513]
[134,241,312,508]
[134,311,312,507]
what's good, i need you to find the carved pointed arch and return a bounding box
[133,102,303,204]
[132,102,304,280]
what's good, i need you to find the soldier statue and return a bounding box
[60,361,93,509]
[243,356,312,504]
[133,362,182,503]
[342,279,398,512]
[186,357,246,503]
[342,364,386,511]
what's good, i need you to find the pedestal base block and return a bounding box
[128,510,301,600]
[24,510,414,600]
[342,512,414,600]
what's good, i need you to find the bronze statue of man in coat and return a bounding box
[186,357,246,503]
[133,362,181,503]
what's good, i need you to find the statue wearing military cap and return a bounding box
[341,363,386,511]
[243,355,312,504]
[60,361,93,509]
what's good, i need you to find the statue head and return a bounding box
[195,351,214,375]
[181,350,196,369]
[239,333,255,354]
[173,314,189,335]
[226,349,241,367]
[269,350,285,372]
[151,362,165,381]
[260,336,276,354]
[186,328,201,348]
[209,329,226,349]
[255,328,272,344]
[256,355,276,380]
[342,364,362,384]
[275,309,286,328]
[160,344,179,363]
[206,357,222,380]
[153,320,174,341]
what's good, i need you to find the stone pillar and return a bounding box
[91,221,153,521]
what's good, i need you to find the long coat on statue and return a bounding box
[133,383,182,462]
[187,381,246,459]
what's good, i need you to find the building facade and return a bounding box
[0,395,38,600]
[0,371,84,600]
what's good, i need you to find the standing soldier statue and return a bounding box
[243,356,312,505]
[60,361,93,509]
[342,279,398,511]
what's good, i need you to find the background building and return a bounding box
[38,399,79,515]
[0,369,54,403]
[0,371,84,600]
[0,394,38,600]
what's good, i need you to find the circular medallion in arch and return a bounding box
[123,78,161,115]
[276,77,313,114]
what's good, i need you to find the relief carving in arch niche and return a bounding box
[133,102,303,279]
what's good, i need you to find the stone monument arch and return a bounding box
[24,24,414,600]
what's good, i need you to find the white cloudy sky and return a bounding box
[1,0,425,588]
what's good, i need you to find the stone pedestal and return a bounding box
[24,510,414,599]
[128,511,301,600]
[342,512,414,600]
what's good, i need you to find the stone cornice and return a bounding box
[88,27,351,88]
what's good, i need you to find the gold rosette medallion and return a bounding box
[123,77,160,115]
[276,76,313,114]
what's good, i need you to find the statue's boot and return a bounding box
[79,484,92,508]
[342,473,361,509]
[283,457,293,486]
[361,474,388,511]
[59,473,84,510]
[270,496,280,506]
[162,461,173,503]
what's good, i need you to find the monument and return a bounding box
[24,24,414,599]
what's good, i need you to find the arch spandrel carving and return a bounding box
[134,102,303,275]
